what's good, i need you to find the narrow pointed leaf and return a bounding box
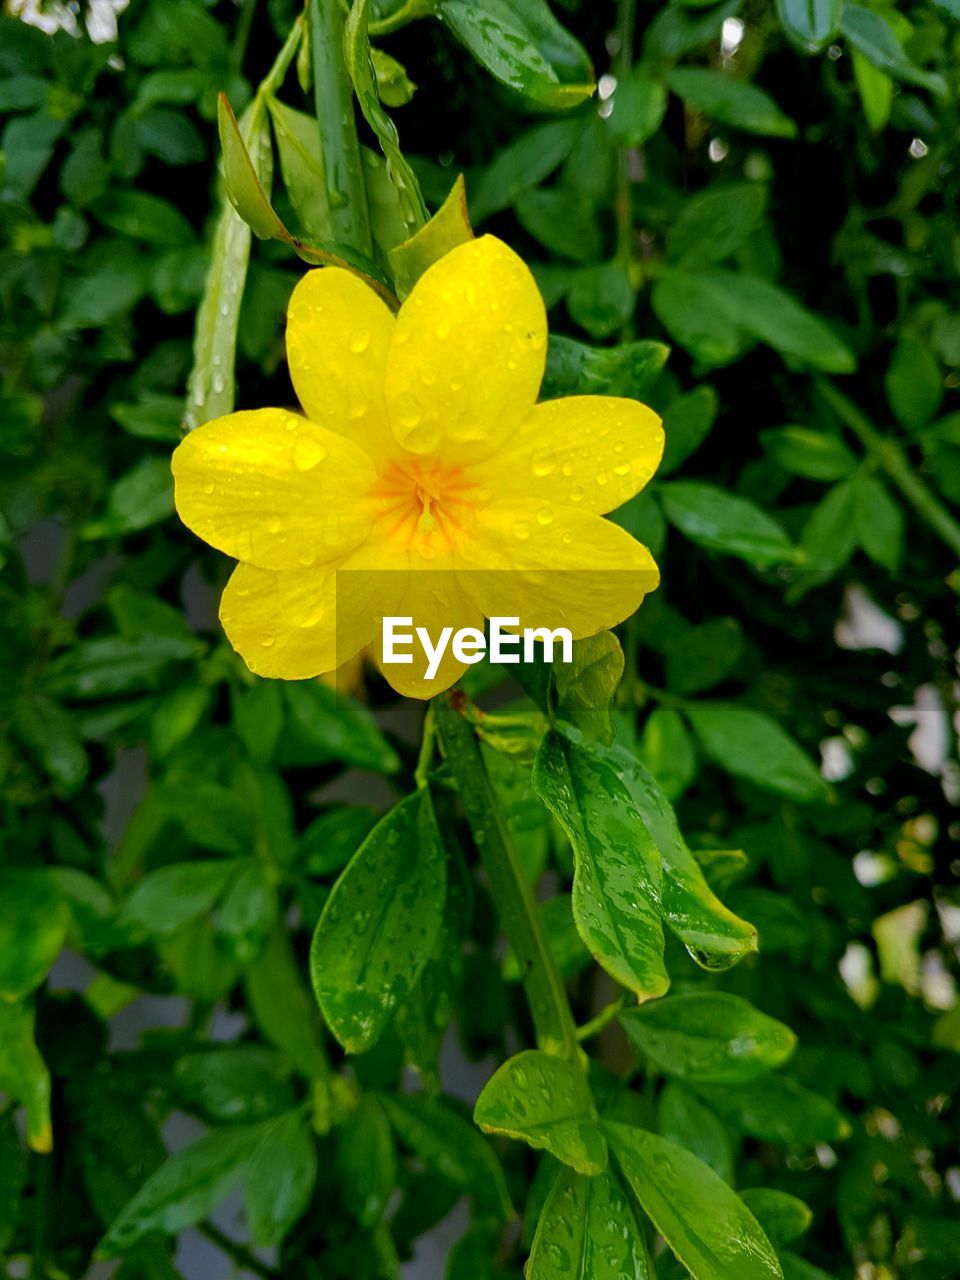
[527,1164,654,1278]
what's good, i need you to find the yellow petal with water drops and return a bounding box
[373,563,485,699]
[285,267,400,463]
[384,236,547,463]
[476,396,664,516]
[220,562,340,679]
[172,408,376,571]
[458,502,660,639]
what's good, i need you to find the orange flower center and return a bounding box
[370,459,484,561]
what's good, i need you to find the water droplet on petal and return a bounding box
[512,520,531,541]
[349,329,371,354]
[537,505,553,525]
[532,447,555,477]
[293,437,328,470]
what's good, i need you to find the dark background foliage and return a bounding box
[1,0,958,1276]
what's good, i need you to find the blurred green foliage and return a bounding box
[1,0,959,1277]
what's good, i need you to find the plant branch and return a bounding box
[817,379,960,561]
[198,1222,280,1280]
[308,0,372,253]
[434,693,581,1063]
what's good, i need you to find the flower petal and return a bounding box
[476,396,664,515]
[220,562,340,679]
[458,501,660,638]
[385,236,547,462]
[172,408,376,570]
[285,267,399,462]
[373,566,485,699]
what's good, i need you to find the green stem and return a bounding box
[434,693,580,1062]
[198,1222,279,1280]
[414,704,436,789]
[817,379,960,560]
[260,13,305,97]
[231,0,259,74]
[577,994,626,1042]
[613,0,636,265]
[309,0,372,254]
[368,0,435,37]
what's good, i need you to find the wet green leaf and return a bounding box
[620,992,796,1083]
[527,1164,654,1277]
[439,0,595,109]
[310,791,446,1053]
[475,1049,608,1175]
[389,174,473,298]
[533,729,668,999]
[554,632,624,745]
[542,336,669,402]
[776,0,842,52]
[608,1122,783,1280]
[266,95,334,241]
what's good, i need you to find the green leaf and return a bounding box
[0,1002,51,1153]
[798,478,859,579]
[279,681,401,772]
[567,261,635,339]
[118,860,241,940]
[0,869,68,1001]
[543,336,668,402]
[98,1124,265,1255]
[502,896,591,982]
[310,791,446,1053]
[92,190,195,247]
[87,456,175,536]
[470,118,585,223]
[300,805,379,877]
[379,1092,513,1220]
[266,95,334,242]
[439,0,595,109]
[683,702,829,803]
[173,1048,295,1123]
[655,270,855,372]
[336,1096,396,1227]
[739,1189,813,1245]
[841,5,947,95]
[694,1075,851,1144]
[658,1081,733,1182]
[760,427,858,481]
[607,1123,783,1280]
[667,183,767,268]
[776,0,842,52]
[515,187,602,264]
[344,0,427,232]
[665,618,743,695]
[12,695,88,793]
[554,632,624,745]
[620,992,796,1083]
[527,1164,654,1278]
[244,1111,317,1245]
[1,113,66,198]
[533,729,669,1001]
[638,706,697,801]
[885,333,943,430]
[371,47,416,106]
[659,481,795,569]
[389,174,473,298]
[246,928,331,1080]
[215,860,278,963]
[663,68,797,138]
[475,1050,608,1175]
[608,65,667,146]
[854,475,903,571]
[852,48,893,131]
[660,387,718,474]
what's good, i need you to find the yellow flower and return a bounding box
[172,237,663,698]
